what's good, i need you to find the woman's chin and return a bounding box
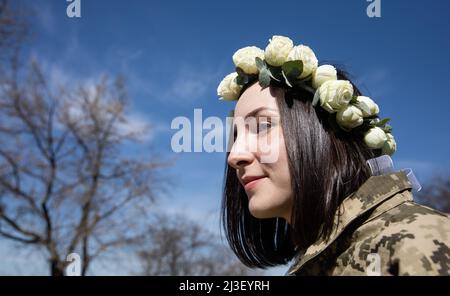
[248,200,277,219]
[248,196,290,220]
[249,210,273,219]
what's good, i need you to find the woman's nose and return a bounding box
[227,137,255,169]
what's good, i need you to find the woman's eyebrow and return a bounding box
[244,107,277,119]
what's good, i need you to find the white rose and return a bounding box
[232,46,265,74]
[355,96,379,117]
[264,35,293,66]
[316,80,354,113]
[336,105,364,129]
[217,72,242,101]
[382,133,397,156]
[312,65,337,89]
[364,127,387,149]
[286,45,318,79]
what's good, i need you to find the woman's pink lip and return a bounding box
[244,177,266,191]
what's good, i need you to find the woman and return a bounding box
[218,35,450,275]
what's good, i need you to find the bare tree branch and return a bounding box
[0,58,168,275]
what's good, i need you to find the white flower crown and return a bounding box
[217,35,396,156]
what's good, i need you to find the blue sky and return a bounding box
[2,0,450,275]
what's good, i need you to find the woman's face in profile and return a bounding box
[228,82,293,222]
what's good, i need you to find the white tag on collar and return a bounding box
[366,155,422,193]
[366,155,395,176]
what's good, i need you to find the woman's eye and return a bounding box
[257,122,272,134]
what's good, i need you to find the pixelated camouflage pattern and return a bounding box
[286,171,450,276]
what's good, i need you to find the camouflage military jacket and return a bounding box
[286,171,450,276]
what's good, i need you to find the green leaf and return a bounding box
[259,68,271,87]
[377,118,391,126]
[255,57,265,71]
[235,67,249,86]
[281,60,303,80]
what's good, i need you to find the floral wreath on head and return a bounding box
[217,35,396,156]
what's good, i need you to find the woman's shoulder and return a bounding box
[353,196,450,275]
[368,197,450,237]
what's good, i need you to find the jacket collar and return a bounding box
[287,170,413,275]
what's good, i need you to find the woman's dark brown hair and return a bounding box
[221,67,382,268]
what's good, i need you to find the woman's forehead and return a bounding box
[234,84,281,118]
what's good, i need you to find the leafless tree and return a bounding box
[0,0,173,276]
[137,214,264,276]
[416,174,450,214]
[0,58,172,275]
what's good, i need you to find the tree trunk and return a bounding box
[50,259,65,276]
